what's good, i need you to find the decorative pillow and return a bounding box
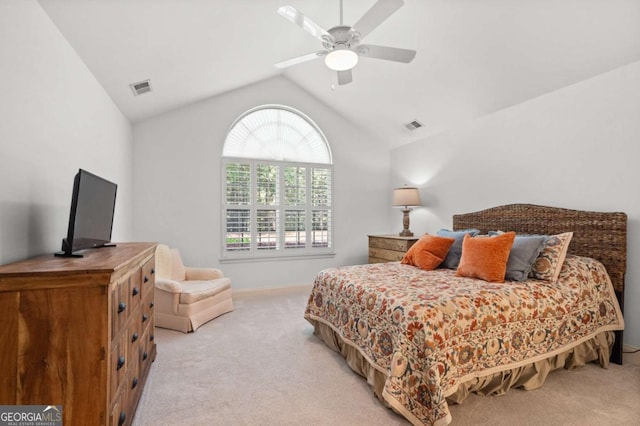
[436,228,480,269]
[504,235,547,281]
[401,234,456,271]
[530,232,573,282]
[456,231,516,283]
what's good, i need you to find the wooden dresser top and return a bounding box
[0,243,156,289]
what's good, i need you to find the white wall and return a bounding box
[390,61,640,347]
[0,0,133,264]
[132,76,390,289]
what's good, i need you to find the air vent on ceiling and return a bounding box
[130,79,152,96]
[405,119,424,131]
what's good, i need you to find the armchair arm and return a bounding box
[185,267,224,280]
[155,278,183,293]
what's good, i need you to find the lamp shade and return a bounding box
[392,186,421,207]
[325,48,359,71]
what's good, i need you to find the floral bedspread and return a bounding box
[304,255,624,426]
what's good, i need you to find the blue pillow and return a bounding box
[488,232,547,281]
[436,228,480,269]
[505,235,547,281]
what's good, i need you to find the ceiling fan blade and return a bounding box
[274,51,326,69]
[277,5,331,41]
[353,0,404,40]
[357,44,416,63]
[337,69,353,85]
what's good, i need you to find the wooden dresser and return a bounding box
[368,235,419,263]
[0,242,156,426]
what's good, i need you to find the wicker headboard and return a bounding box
[452,204,627,294]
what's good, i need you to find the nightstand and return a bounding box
[368,234,419,263]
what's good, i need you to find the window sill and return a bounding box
[219,251,335,264]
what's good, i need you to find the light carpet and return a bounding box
[133,285,640,426]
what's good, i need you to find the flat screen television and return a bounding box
[56,169,118,257]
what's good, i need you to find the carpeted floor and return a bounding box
[132,285,640,426]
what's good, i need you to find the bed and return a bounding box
[304,204,626,426]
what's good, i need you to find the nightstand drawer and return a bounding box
[369,247,405,262]
[369,236,415,252]
[368,235,418,264]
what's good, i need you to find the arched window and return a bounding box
[221,105,333,258]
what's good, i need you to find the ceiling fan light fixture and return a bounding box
[325,48,359,71]
[276,1,415,84]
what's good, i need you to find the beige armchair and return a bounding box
[154,244,233,333]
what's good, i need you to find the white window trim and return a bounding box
[220,157,334,261]
[223,104,333,164]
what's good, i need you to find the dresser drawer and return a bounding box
[129,271,142,312]
[110,330,129,399]
[128,319,142,366]
[111,279,131,338]
[126,351,140,415]
[139,328,154,374]
[140,258,155,300]
[110,390,127,426]
[141,293,154,336]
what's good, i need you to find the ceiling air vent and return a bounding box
[130,79,152,96]
[405,119,424,131]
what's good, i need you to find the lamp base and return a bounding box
[399,208,414,237]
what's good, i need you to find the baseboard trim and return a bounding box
[232,283,313,296]
[623,344,640,366]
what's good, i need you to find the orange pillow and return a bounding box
[456,232,516,283]
[401,234,455,270]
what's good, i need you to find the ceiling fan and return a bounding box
[274,0,416,85]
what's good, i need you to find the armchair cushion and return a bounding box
[179,278,231,304]
[185,267,224,281]
[155,278,183,294]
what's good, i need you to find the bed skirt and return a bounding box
[310,320,614,423]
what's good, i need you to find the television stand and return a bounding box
[54,242,117,258]
[54,251,84,258]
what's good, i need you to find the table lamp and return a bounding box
[392,186,421,237]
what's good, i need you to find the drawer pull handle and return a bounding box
[151,268,155,274]
[132,287,139,296]
[150,334,155,342]
[144,275,149,283]
[131,377,138,389]
[131,332,138,343]
[142,313,148,323]
[117,356,125,370]
[117,302,126,314]
[149,301,154,309]
[143,351,148,361]
[118,411,126,426]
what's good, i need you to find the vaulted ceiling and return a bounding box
[39,0,640,148]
